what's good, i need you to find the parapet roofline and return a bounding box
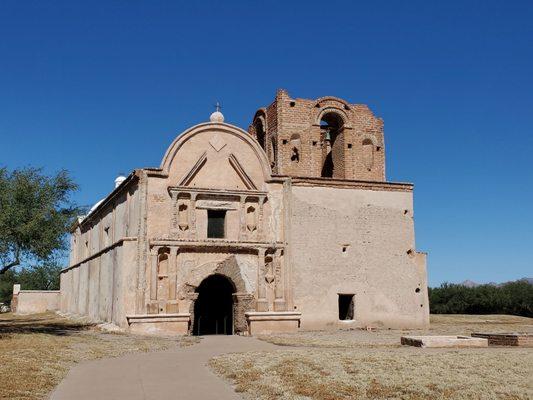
[72,170,139,231]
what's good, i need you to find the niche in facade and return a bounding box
[157,251,169,305]
[246,205,257,232]
[362,138,375,171]
[264,255,274,284]
[178,203,189,231]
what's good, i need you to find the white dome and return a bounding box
[114,175,127,188]
[209,111,224,123]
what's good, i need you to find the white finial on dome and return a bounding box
[210,101,224,123]
[114,173,126,188]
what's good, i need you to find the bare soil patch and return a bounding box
[211,315,533,399]
[0,312,195,400]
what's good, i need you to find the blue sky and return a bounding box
[1,1,532,286]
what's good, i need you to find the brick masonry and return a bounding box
[471,333,533,347]
[249,89,385,181]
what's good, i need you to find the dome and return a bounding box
[114,174,127,188]
[209,110,224,123]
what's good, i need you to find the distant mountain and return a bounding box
[460,279,479,288]
[458,277,532,287]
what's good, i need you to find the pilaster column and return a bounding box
[170,191,179,237]
[274,249,286,311]
[168,247,178,301]
[258,196,265,241]
[150,246,160,301]
[256,248,268,312]
[189,194,197,239]
[239,195,246,241]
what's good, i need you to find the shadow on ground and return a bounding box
[0,314,93,336]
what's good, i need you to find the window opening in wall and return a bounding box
[338,294,354,320]
[207,210,226,238]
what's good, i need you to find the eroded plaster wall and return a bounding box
[290,185,429,329]
[60,182,142,328]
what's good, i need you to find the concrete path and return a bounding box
[50,335,278,400]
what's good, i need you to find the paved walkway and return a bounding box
[50,335,279,400]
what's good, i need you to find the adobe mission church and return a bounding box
[60,90,429,336]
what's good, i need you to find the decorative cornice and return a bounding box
[61,237,138,273]
[149,238,285,251]
[289,177,413,192]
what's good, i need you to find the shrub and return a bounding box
[429,280,533,317]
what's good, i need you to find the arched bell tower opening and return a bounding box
[193,274,235,335]
[253,117,266,151]
[320,112,345,178]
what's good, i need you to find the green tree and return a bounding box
[17,262,62,291]
[0,167,82,274]
[429,281,533,317]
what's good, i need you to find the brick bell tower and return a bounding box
[249,89,386,181]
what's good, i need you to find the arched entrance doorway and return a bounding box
[193,274,235,335]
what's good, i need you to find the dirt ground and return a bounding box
[0,312,196,400]
[211,315,533,400]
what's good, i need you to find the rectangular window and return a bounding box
[207,210,226,238]
[338,294,354,320]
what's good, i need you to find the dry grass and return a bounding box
[0,312,195,400]
[256,314,533,348]
[211,315,533,400]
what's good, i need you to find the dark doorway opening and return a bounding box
[193,274,234,335]
[338,294,354,320]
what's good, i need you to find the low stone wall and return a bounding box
[12,284,60,314]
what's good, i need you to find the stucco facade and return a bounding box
[59,90,429,335]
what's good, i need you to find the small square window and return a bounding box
[207,210,226,238]
[338,294,354,320]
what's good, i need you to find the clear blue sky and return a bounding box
[1,1,532,286]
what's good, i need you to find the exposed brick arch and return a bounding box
[313,96,352,110]
[184,255,247,293]
[315,106,352,128]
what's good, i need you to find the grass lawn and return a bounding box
[0,312,195,400]
[211,315,533,400]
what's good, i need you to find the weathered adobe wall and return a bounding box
[289,184,429,329]
[13,289,60,314]
[60,181,142,328]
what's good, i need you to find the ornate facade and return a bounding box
[59,90,429,335]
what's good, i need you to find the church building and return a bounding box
[59,89,429,335]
